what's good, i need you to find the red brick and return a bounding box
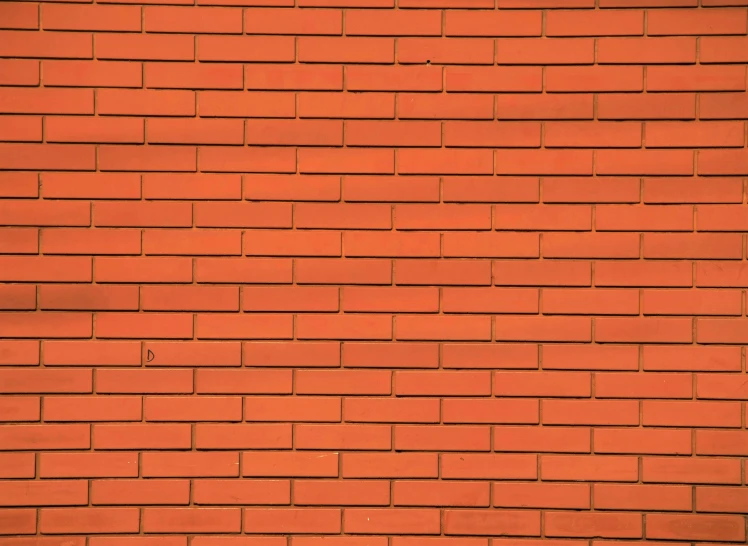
[544,512,642,539]
[0,396,39,422]
[700,92,748,119]
[497,94,594,120]
[342,342,437,368]
[41,173,141,199]
[91,479,190,506]
[348,65,442,92]
[595,372,693,399]
[345,232,440,258]
[142,452,240,478]
[40,452,136,478]
[395,371,491,396]
[397,315,492,341]
[396,259,491,286]
[441,453,537,480]
[0,115,42,142]
[444,121,539,148]
[543,288,638,315]
[245,8,342,35]
[195,369,292,395]
[296,370,391,395]
[247,119,342,146]
[43,4,141,32]
[298,148,393,174]
[193,479,289,505]
[546,10,644,36]
[0,143,95,171]
[0,368,93,394]
[493,260,591,287]
[547,66,643,92]
[443,177,539,203]
[199,91,293,118]
[246,64,342,91]
[494,483,590,510]
[194,314,292,340]
[96,34,195,62]
[0,2,39,30]
[142,508,241,534]
[642,456,741,484]
[643,345,741,372]
[643,400,741,428]
[445,10,541,37]
[646,514,745,542]
[0,480,87,506]
[242,452,339,478]
[0,172,39,199]
[595,317,692,343]
[443,510,541,537]
[93,424,191,451]
[594,428,692,455]
[0,256,92,283]
[295,258,391,285]
[546,121,641,148]
[145,397,242,422]
[294,424,388,451]
[147,118,243,146]
[400,149,493,175]
[543,400,639,426]
[43,396,142,422]
[0,59,39,86]
[342,453,438,479]
[400,38,494,64]
[394,481,489,507]
[541,455,639,482]
[494,426,589,453]
[40,508,140,534]
[43,341,140,367]
[0,284,35,311]
[395,425,490,451]
[598,93,696,120]
[598,37,696,64]
[443,400,539,425]
[0,30,93,59]
[226,29,296,57]
[245,397,341,423]
[648,8,747,35]
[347,120,440,147]
[0,453,35,479]
[648,65,747,92]
[497,150,593,175]
[44,60,142,88]
[145,62,243,90]
[196,424,291,450]
[347,9,441,36]
[345,509,439,535]
[146,345,232,378]
[245,508,340,534]
[594,484,691,511]
[344,398,440,423]
[696,486,748,514]
[442,287,538,313]
[494,371,590,397]
[399,94,494,120]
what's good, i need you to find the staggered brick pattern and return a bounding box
[1,0,748,544]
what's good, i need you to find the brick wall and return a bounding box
[1,0,748,543]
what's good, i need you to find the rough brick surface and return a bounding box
[0,0,747,543]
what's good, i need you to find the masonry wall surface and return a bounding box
[1,0,748,544]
